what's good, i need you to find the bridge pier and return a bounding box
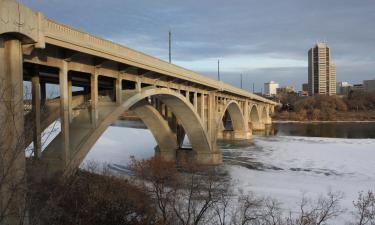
[31,66,42,158]
[176,149,222,165]
[59,61,70,166]
[218,130,252,140]
[252,122,266,131]
[90,72,99,127]
[0,37,27,225]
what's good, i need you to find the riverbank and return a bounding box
[273,120,375,123]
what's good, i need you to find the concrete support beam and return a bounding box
[200,94,205,126]
[115,78,122,104]
[193,92,198,112]
[31,68,42,158]
[207,92,216,145]
[68,78,73,123]
[59,60,70,165]
[136,80,141,92]
[90,71,98,126]
[243,100,250,133]
[0,38,26,225]
[40,82,46,106]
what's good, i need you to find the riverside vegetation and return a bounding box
[273,91,375,121]
[21,157,375,225]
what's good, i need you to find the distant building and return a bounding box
[363,79,375,92]
[350,84,364,92]
[336,81,352,95]
[308,42,336,96]
[302,83,309,92]
[264,81,279,96]
[298,91,309,97]
[277,86,295,95]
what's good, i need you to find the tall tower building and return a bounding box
[308,42,336,96]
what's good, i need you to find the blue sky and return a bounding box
[20,0,375,92]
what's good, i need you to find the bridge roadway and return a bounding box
[0,0,277,223]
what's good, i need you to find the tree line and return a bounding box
[274,91,375,121]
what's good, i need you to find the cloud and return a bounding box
[19,0,375,89]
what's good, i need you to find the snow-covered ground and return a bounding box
[83,126,375,223]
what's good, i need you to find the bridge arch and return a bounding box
[249,104,260,123]
[216,100,250,139]
[64,87,213,172]
[218,100,246,132]
[131,100,178,159]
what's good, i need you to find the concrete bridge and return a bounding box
[0,0,276,222]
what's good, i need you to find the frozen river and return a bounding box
[83,122,375,223]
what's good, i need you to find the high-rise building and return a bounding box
[308,42,336,96]
[264,81,279,96]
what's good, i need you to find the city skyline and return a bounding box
[18,0,375,92]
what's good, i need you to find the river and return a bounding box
[83,121,375,223]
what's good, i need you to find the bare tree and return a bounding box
[283,191,344,225]
[350,191,375,225]
[129,156,180,225]
[0,78,28,225]
[233,194,265,225]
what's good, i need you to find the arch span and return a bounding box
[131,100,178,160]
[217,100,250,139]
[250,104,265,131]
[45,87,217,173]
[250,105,260,123]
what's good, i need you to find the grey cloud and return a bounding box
[19,0,375,89]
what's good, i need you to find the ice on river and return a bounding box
[224,135,375,223]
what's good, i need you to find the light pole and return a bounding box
[217,59,220,81]
[168,30,172,63]
[240,74,243,89]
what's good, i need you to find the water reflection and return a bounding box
[258,122,375,139]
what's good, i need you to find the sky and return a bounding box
[19,0,375,92]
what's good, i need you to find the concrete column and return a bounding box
[90,72,98,126]
[185,90,189,100]
[164,104,169,121]
[136,80,141,92]
[31,68,42,158]
[59,60,70,165]
[68,78,73,123]
[40,82,46,106]
[243,100,250,132]
[193,92,198,112]
[0,38,26,225]
[161,103,166,118]
[207,92,215,142]
[115,78,122,104]
[200,94,205,127]
[155,98,160,112]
